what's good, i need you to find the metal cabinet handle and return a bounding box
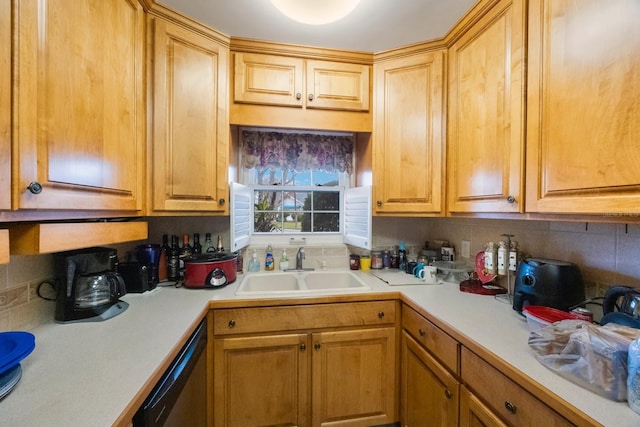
[444,389,452,399]
[418,328,426,336]
[308,93,314,101]
[296,92,302,100]
[219,198,226,206]
[228,320,235,328]
[300,343,306,351]
[27,182,43,194]
[376,200,382,207]
[506,195,516,204]
[378,311,385,319]
[504,400,517,414]
[314,342,321,350]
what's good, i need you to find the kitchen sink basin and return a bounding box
[237,273,301,293]
[303,271,368,289]
[235,271,370,295]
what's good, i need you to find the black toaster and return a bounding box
[116,262,154,293]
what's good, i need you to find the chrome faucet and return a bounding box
[296,247,305,270]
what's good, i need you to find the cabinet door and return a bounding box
[373,51,445,215]
[401,332,459,427]
[311,327,397,426]
[447,0,526,213]
[526,0,640,214]
[13,0,144,211]
[151,19,229,212]
[0,0,9,210]
[306,60,370,112]
[234,52,304,108]
[459,386,508,427]
[213,333,309,427]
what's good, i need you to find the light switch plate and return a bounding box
[461,240,471,259]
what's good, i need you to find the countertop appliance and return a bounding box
[117,262,153,293]
[601,285,640,328]
[133,319,207,427]
[54,247,128,323]
[512,258,585,313]
[183,252,238,289]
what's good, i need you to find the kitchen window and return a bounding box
[231,128,371,251]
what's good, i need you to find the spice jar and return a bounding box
[370,250,383,269]
[382,250,391,269]
[349,254,361,270]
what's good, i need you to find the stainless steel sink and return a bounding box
[235,271,370,295]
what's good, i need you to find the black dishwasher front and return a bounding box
[133,319,207,427]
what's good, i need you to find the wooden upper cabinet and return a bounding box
[234,53,304,108]
[0,0,10,211]
[526,0,640,214]
[234,52,369,112]
[13,0,145,212]
[305,59,370,112]
[373,50,445,215]
[150,18,229,213]
[447,0,526,213]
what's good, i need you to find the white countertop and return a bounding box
[2,270,638,426]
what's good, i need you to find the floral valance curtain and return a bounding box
[241,129,354,175]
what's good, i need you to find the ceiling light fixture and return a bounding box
[270,0,361,25]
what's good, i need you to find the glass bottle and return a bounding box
[178,234,193,278]
[167,235,180,282]
[216,234,225,253]
[192,233,202,255]
[202,233,214,253]
[158,234,169,282]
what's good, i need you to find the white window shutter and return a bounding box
[230,182,252,251]
[343,186,372,250]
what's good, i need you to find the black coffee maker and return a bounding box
[54,247,128,323]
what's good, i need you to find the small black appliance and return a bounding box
[54,247,128,323]
[512,258,585,313]
[117,262,153,293]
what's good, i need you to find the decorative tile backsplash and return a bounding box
[3,216,640,331]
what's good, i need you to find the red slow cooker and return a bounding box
[183,252,238,289]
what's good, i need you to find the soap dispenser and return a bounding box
[279,249,289,270]
[248,249,260,272]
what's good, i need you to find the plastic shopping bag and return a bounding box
[528,319,640,401]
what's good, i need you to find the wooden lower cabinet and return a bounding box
[461,347,574,426]
[459,386,507,427]
[401,331,459,427]
[212,302,398,427]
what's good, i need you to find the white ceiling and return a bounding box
[157,0,478,52]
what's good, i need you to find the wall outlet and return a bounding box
[461,240,471,259]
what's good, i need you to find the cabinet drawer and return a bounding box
[213,301,397,335]
[461,347,573,426]
[402,305,459,374]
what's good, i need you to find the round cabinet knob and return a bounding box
[376,200,382,207]
[504,400,517,414]
[444,389,453,399]
[378,311,385,319]
[296,92,302,100]
[228,320,236,328]
[314,342,321,350]
[300,343,306,351]
[308,93,314,101]
[506,195,516,204]
[27,182,43,194]
[418,328,426,336]
[219,198,226,206]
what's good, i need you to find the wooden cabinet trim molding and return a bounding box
[9,221,148,255]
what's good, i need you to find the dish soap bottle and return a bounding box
[279,249,289,270]
[265,244,275,271]
[248,249,260,272]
